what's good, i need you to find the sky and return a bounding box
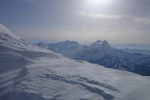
[0,0,150,44]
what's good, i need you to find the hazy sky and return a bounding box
[0,0,150,44]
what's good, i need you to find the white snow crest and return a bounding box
[0,24,20,39]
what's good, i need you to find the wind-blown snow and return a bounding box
[0,24,20,39]
[0,24,150,100]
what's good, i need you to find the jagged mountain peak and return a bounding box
[91,40,111,48]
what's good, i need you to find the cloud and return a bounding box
[14,10,150,44]
[78,12,122,19]
[78,12,150,23]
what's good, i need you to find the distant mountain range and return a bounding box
[37,40,150,76]
[112,44,150,50]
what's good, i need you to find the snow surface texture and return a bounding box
[0,24,150,100]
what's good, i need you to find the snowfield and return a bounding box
[0,24,150,100]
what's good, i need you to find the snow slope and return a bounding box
[0,25,150,100]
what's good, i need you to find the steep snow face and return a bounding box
[0,24,150,100]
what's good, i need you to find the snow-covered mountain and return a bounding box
[41,40,150,76]
[1,24,150,100]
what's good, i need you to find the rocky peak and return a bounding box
[91,40,111,48]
